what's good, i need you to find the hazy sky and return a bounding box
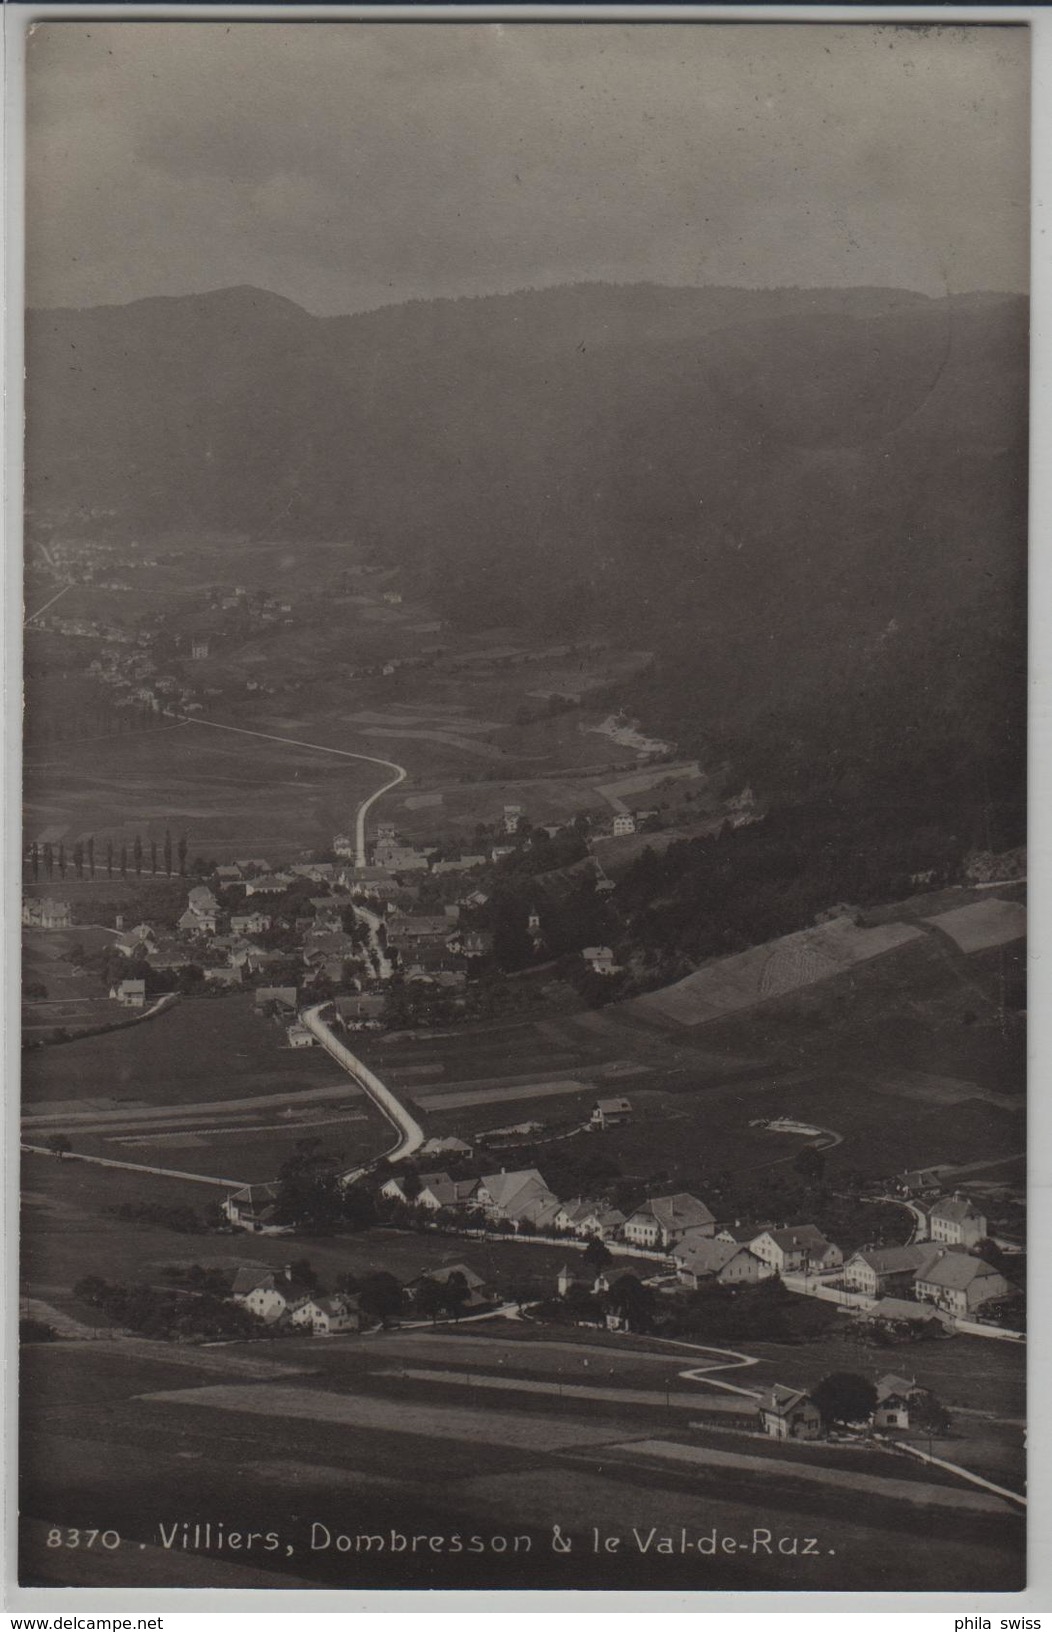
[25,20,1029,315]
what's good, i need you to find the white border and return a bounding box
[2,4,1046,1616]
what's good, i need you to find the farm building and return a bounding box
[231,1264,312,1322]
[110,978,146,1008]
[590,1096,632,1130]
[914,1251,1010,1317]
[286,1022,315,1048]
[673,1235,773,1289]
[223,1182,289,1234]
[842,1243,947,1298]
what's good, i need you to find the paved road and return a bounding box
[178,713,407,867]
[301,1003,425,1172]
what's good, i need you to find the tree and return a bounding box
[164,828,173,877]
[150,839,158,875]
[43,842,53,880]
[583,1236,613,1272]
[439,1269,472,1321]
[58,841,67,878]
[72,841,84,878]
[413,1278,447,1325]
[106,839,114,878]
[86,836,95,878]
[793,1147,826,1183]
[812,1371,878,1429]
[908,1390,952,1436]
[30,842,39,881]
[45,1133,71,1156]
[120,844,128,878]
[133,835,143,876]
[177,834,188,876]
[609,1274,656,1333]
[358,1271,404,1329]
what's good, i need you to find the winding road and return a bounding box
[178,714,407,867]
[300,1001,424,1178]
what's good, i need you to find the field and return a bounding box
[19,1319,1025,1591]
[23,717,385,857]
[21,993,400,1187]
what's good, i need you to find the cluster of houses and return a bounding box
[226,1258,492,1334]
[373,1164,1013,1323]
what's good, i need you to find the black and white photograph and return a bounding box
[16,13,1029,1595]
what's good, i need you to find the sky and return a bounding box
[24,20,1030,316]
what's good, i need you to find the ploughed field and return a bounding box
[20,1322,1025,1591]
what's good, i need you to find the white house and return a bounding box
[842,1243,944,1299]
[928,1194,987,1249]
[749,1225,842,1275]
[612,814,636,838]
[110,978,146,1008]
[289,1294,360,1334]
[230,1264,313,1322]
[623,1194,716,1250]
[581,946,618,976]
[286,1022,315,1048]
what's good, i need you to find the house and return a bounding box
[409,1262,493,1313]
[581,946,618,976]
[333,834,356,859]
[386,914,450,948]
[623,1194,716,1250]
[861,1296,952,1335]
[289,1293,360,1335]
[673,1234,774,1289]
[178,906,218,935]
[758,1386,822,1441]
[286,1022,315,1048]
[414,1172,479,1212]
[254,986,298,1015]
[420,1136,474,1159]
[231,912,271,936]
[557,1264,611,1299]
[335,993,386,1029]
[914,1250,1010,1317]
[898,1167,945,1198]
[554,1199,624,1240]
[872,1374,925,1431]
[612,814,636,838]
[235,859,272,876]
[842,1243,946,1299]
[431,856,487,876]
[928,1193,987,1248]
[114,922,159,959]
[445,929,494,959]
[223,1182,288,1234]
[590,1096,632,1130]
[503,805,525,835]
[475,1169,559,1228]
[215,864,242,883]
[231,1264,313,1322]
[749,1225,842,1275]
[22,896,73,930]
[204,965,243,988]
[188,884,219,913]
[110,978,146,1008]
[191,638,210,659]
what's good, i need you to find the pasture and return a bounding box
[20,1320,1025,1591]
